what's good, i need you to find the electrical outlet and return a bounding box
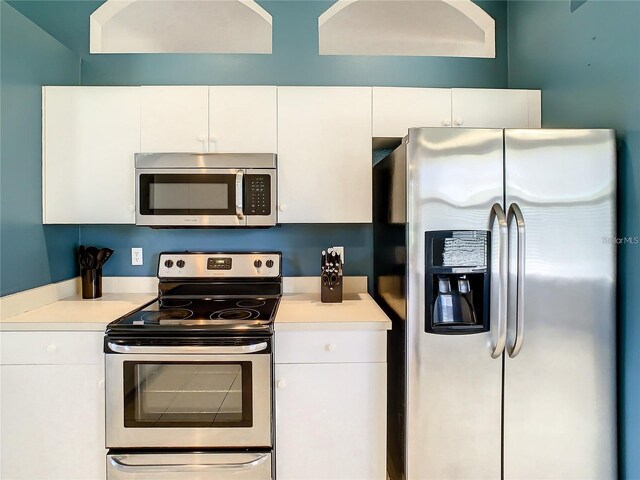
[328,246,345,264]
[131,247,143,266]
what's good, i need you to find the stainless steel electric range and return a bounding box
[104,252,281,480]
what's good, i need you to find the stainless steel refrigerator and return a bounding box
[373,128,617,479]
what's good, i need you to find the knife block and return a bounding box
[321,250,343,303]
[320,277,342,303]
[321,276,343,303]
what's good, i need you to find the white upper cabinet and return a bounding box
[373,87,452,137]
[140,86,209,153]
[452,88,541,128]
[43,86,140,224]
[208,86,277,153]
[43,85,541,225]
[277,87,372,223]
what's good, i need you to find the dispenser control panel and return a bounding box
[425,230,491,335]
[431,232,488,270]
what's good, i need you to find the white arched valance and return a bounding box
[90,0,272,54]
[319,0,495,58]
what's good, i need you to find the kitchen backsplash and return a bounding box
[80,224,373,288]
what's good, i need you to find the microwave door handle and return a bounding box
[109,453,269,473]
[236,170,244,220]
[106,341,268,355]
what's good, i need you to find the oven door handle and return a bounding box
[106,341,268,355]
[109,453,268,473]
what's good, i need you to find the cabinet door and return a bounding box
[275,363,386,480]
[43,86,140,224]
[140,86,209,153]
[209,86,277,153]
[0,364,106,480]
[373,87,452,137]
[452,88,541,128]
[277,87,372,223]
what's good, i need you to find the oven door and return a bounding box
[136,168,246,226]
[105,339,271,449]
[107,452,272,480]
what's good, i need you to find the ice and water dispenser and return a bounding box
[425,230,491,334]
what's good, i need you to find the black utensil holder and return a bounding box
[81,268,102,299]
[321,276,343,303]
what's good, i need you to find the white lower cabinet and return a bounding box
[0,332,105,480]
[274,330,387,480]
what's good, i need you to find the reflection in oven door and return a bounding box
[126,362,251,428]
[107,452,272,480]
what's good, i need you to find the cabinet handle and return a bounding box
[197,134,206,142]
[442,120,452,127]
[98,379,105,389]
[326,343,337,352]
[129,204,135,212]
[46,344,57,353]
[209,136,217,143]
[276,380,287,389]
[454,118,464,126]
[279,204,287,212]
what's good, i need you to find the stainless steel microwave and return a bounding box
[135,153,277,227]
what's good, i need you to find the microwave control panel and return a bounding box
[245,174,271,216]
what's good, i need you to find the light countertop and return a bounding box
[0,293,156,331]
[275,293,392,331]
[0,277,391,332]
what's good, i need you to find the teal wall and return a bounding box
[0,1,80,295]
[8,1,508,88]
[3,0,508,287]
[2,0,639,476]
[507,1,640,477]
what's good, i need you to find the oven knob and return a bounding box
[176,260,185,268]
[266,259,274,268]
[254,260,262,268]
[164,260,174,268]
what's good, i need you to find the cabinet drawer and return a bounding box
[0,332,104,365]
[275,330,386,364]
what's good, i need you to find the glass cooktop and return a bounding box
[107,297,280,335]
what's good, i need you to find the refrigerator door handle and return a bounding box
[507,203,526,358]
[489,202,508,359]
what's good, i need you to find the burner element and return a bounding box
[141,308,193,322]
[210,308,261,320]
[237,299,266,308]
[159,299,193,308]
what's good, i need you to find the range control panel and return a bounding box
[245,174,271,216]
[158,252,281,278]
[207,257,232,270]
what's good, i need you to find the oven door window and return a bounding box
[139,174,236,215]
[123,361,252,428]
